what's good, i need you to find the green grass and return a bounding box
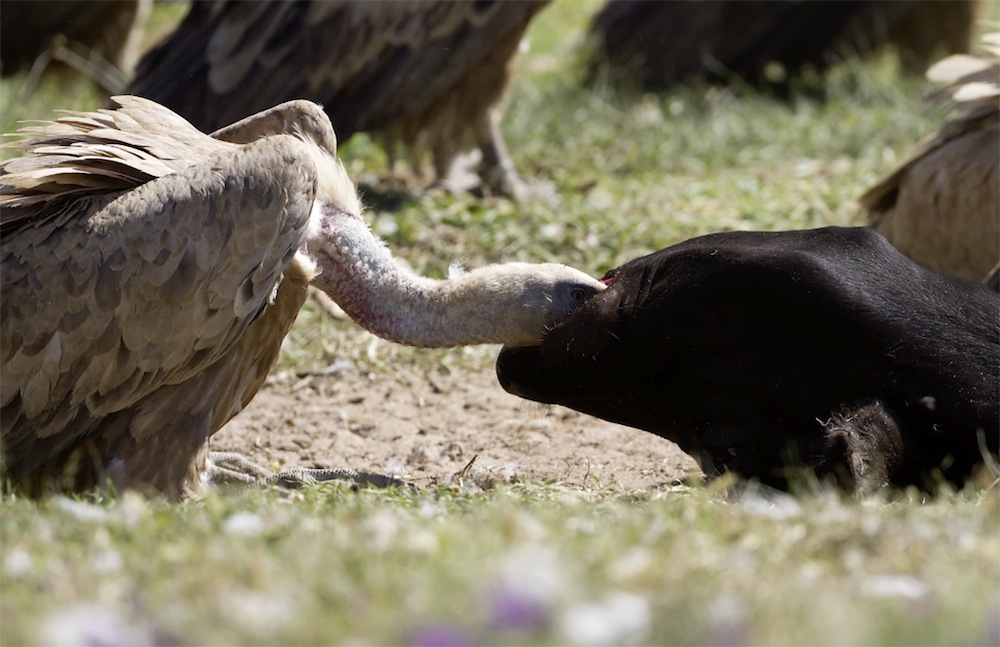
[3,485,998,646]
[3,1,999,645]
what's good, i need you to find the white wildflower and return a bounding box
[861,575,930,600]
[540,223,564,240]
[4,548,32,578]
[404,529,438,554]
[608,547,653,583]
[222,589,295,633]
[54,497,109,523]
[706,592,746,626]
[90,549,123,574]
[40,604,153,647]
[739,491,803,520]
[222,511,265,537]
[383,459,406,477]
[557,592,651,646]
[363,509,398,552]
[494,544,568,611]
[417,500,443,519]
[374,214,398,236]
[114,490,149,528]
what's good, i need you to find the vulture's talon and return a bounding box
[263,468,417,491]
[207,451,273,481]
[205,451,415,491]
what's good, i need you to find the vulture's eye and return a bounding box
[570,288,588,302]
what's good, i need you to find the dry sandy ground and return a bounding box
[213,359,701,490]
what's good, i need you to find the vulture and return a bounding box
[860,33,1000,282]
[497,227,999,493]
[0,96,604,498]
[587,0,979,91]
[125,0,549,199]
[0,0,150,79]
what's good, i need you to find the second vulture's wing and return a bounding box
[126,0,545,138]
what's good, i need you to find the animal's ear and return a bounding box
[602,247,682,312]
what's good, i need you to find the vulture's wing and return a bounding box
[1,95,231,234]
[857,36,999,280]
[859,40,1000,217]
[1,98,320,476]
[126,0,547,137]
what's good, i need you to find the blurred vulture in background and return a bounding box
[860,33,999,282]
[588,0,980,91]
[126,0,550,200]
[0,0,150,84]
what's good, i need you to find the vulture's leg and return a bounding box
[476,106,524,198]
[205,451,415,490]
[476,107,559,205]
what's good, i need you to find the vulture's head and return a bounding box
[495,264,625,395]
[444,261,607,347]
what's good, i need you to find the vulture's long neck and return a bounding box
[309,204,528,348]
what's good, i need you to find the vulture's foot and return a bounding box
[263,467,415,490]
[206,451,272,485]
[435,149,482,195]
[432,148,560,205]
[480,161,560,206]
[205,451,415,491]
[475,109,561,206]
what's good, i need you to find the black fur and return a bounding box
[497,227,999,491]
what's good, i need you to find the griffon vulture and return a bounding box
[860,33,999,282]
[587,0,979,91]
[497,227,999,493]
[125,0,550,199]
[0,96,604,498]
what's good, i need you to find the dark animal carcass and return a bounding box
[497,227,999,492]
[588,0,980,91]
[126,0,549,199]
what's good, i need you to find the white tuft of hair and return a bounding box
[447,261,468,278]
[304,145,362,216]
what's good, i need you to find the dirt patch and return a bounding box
[213,360,700,490]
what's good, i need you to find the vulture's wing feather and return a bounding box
[1,95,232,234]
[1,108,320,481]
[127,0,546,137]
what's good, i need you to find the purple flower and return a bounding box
[488,586,549,633]
[405,624,476,647]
